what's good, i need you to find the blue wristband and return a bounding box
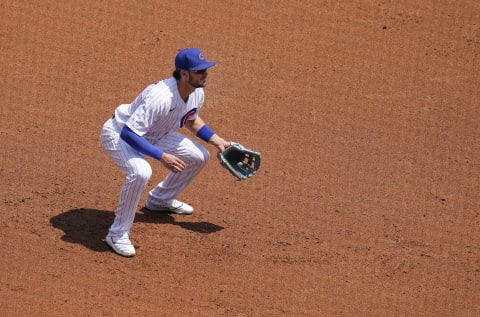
[196,124,215,142]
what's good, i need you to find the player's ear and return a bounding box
[180,69,189,78]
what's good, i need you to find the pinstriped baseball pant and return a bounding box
[100,118,209,236]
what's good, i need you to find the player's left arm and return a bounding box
[186,116,230,153]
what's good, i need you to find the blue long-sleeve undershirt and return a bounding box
[120,126,163,160]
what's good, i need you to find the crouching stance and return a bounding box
[100,48,230,257]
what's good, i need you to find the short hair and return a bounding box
[173,70,181,80]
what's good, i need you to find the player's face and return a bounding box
[187,69,208,88]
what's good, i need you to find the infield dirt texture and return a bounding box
[1,1,479,316]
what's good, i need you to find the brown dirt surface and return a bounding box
[1,1,479,316]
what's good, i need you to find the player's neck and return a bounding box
[176,80,195,102]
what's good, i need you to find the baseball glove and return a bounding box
[217,142,261,180]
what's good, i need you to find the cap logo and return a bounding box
[175,48,215,71]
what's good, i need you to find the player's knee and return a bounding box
[139,164,153,183]
[186,144,210,167]
[196,146,210,166]
[127,160,152,185]
[127,169,151,186]
[187,148,209,170]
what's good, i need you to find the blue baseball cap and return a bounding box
[175,48,216,71]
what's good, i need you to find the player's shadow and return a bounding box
[50,208,224,253]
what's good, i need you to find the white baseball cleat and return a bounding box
[105,233,136,257]
[145,199,194,215]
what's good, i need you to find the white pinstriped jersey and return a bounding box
[113,77,205,141]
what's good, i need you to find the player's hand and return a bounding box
[160,153,186,173]
[209,135,231,153]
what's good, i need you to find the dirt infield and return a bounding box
[1,1,479,316]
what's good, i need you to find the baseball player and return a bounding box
[100,48,231,257]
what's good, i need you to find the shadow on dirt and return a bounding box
[50,208,224,252]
